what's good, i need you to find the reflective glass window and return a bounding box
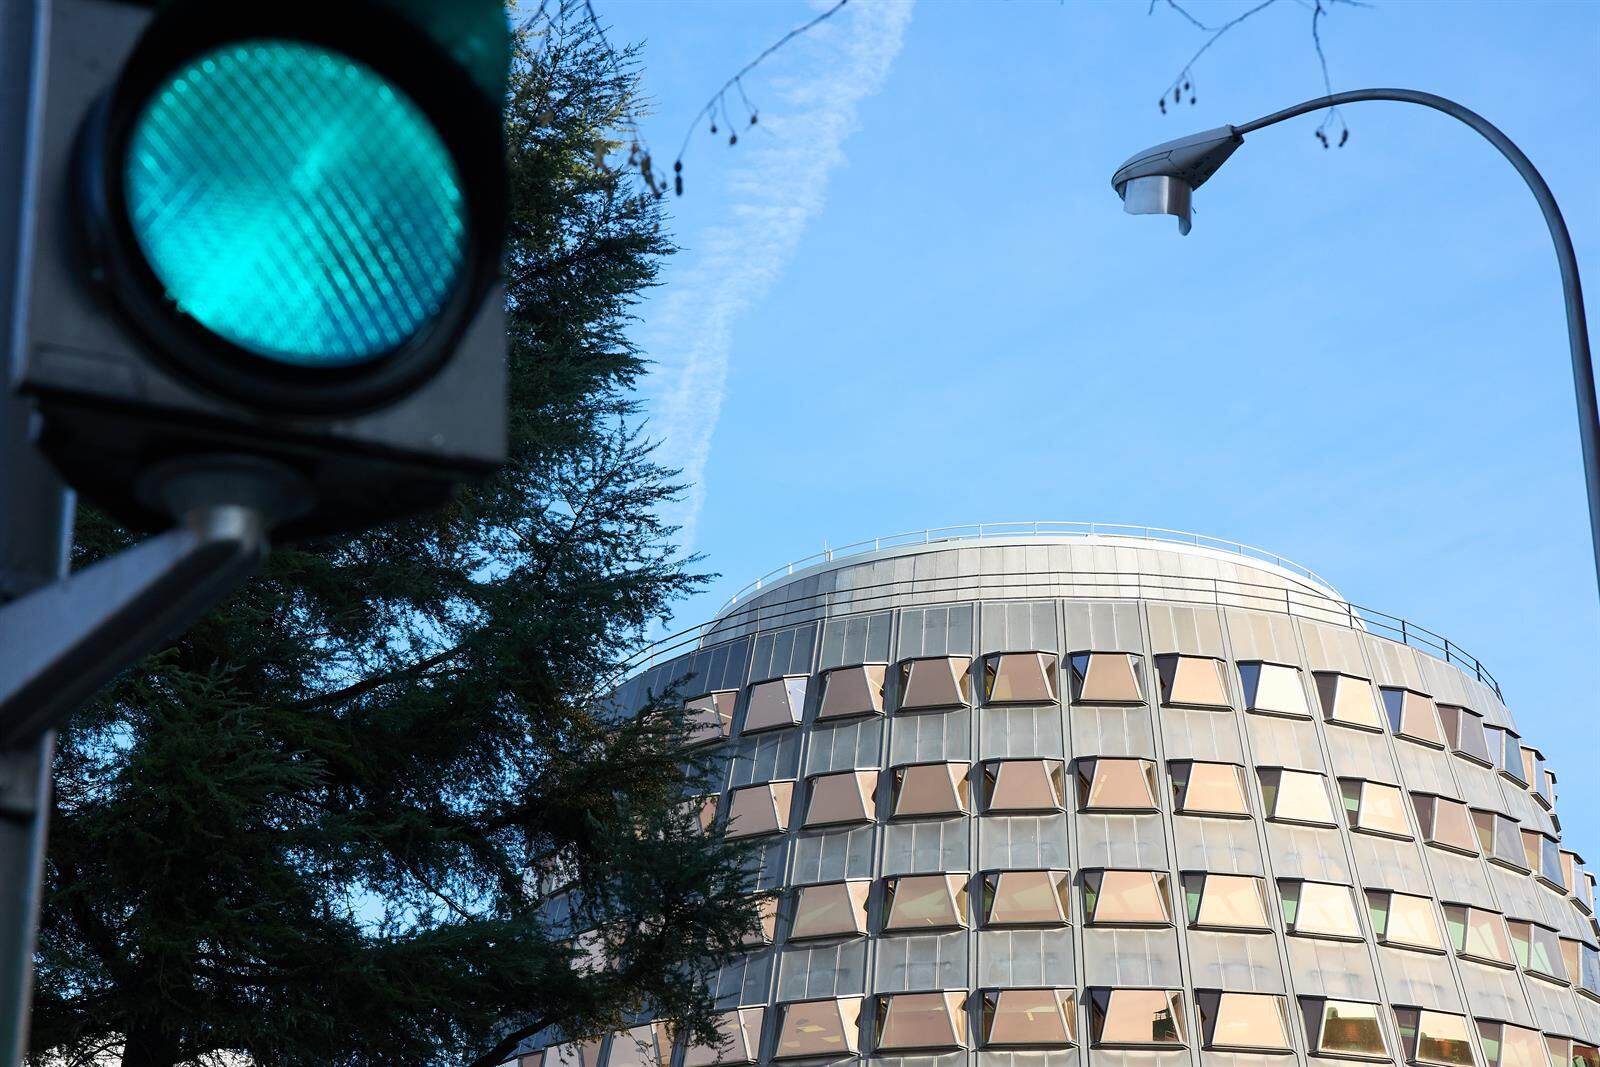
[1183,873,1270,930]
[1483,724,1508,771]
[545,1039,606,1067]
[1069,652,1144,704]
[1539,836,1565,890]
[606,1023,667,1067]
[982,870,1072,926]
[1561,940,1582,992]
[688,795,718,836]
[1473,810,1528,871]
[891,763,969,819]
[981,989,1076,1047]
[1521,830,1545,875]
[789,880,870,941]
[1520,748,1543,795]
[984,652,1057,704]
[1239,661,1311,718]
[1413,794,1478,854]
[1508,921,1568,983]
[725,781,794,839]
[1548,1039,1600,1067]
[1581,943,1600,996]
[1537,768,1555,809]
[898,657,971,710]
[1393,1008,1474,1067]
[1316,673,1384,730]
[1171,761,1250,817]
[1088,988,1186,1046]
[744,677,807,733]
[743,895,780,947]
[774,998,863,1059]
[1442,904,1514,967]
[1340,779,1413,838]
[1501,732,1527,784]
[873,992,967,1051]
[984,759,1065,813]
[1367,890,1445,952]
[682,1007,764,1067]
[1560,852,1580,899]
[1078,758,1158,812]
[804,770,877,829]
[1477,1020,1552,1067]
[818,664,886,721]
[1438,705,1493,765]
[1156,655,1230,709]
[883,874,968,931]
[1381,688,1445,747]
[1083,870,1172,925]
[1259,768,1336,826]
[1301,998,1388,1059]
[1280,880,1362,939]
[685,690,737,745]
[1197,991,1291,1052]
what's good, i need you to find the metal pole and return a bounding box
[1236,88,1600,597]
[1,4,71,1063]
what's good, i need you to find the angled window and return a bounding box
[983,759,1065,813]
[984,651,1057,704]
[685,690,737,745]
[1089,988,1186,1047]
[1183,873,1270,930]
[681,1007,765,1067]
[744,677,807,733]
[1393,1007,1474,1067]
[1584,872,1598,915]
[872,992,968,1051]
[742,894,780,947]
[817,663,886,721]
[1367,890,1445,953]
[1076,758,1158,812]
[1520,748,1543,796]
[1381,688,1445,747]
[1412,794,1478,854]
[687,795,718,836]
[1442,903,1514,967]
[725,781,795,839]
[982,869,1072,926]
[1482,724,1509,772]
[980,988,1076,1047]
[898,656,971,711]
[1500,731,1528,785]
[1473,810,1528,871]
[1156,654,1230,709]
[1536,767,1555,810]
[774,998,863,1060]
[1537,834,1565,891]
[803,770,877,829]
[1301,998,1388,1060]
[1340,779,1413,838]
[1438,705,1493,765]
[1069,652,1144,704]
[1561,940,1583,994]
[544,1040,605,1067]
[1280,880,1362,940]
[1547,1038,1600,1067]
[1316,672,1383,731]
[891,762,969,819]
[1580,942,1600,997]
[1083,870,1172,926]
[1238,661,1311,718]
[1196,991,1291,1052]
[1560,852,1584,905]
[789,880,870,941]
[1170,761,1250,817]
[606,1023,668,1067]
[1507,920,1568,983]
[1259,768,1336,826]
[883,874,968,931]
[1477,1020,1552,1067]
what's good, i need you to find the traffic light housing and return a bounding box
[8,0,511,538]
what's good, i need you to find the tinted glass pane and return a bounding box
[983,989,1074,1046]
[1085,759,1157,811]
[1201,992,1290,1051]
[818,665,886,720]
[1193,875,1268,929]
[1086,870,1170,925]
[1309,1000,1386,1057]
[986,653,1057,704]
[1178,762,1249,816]
[1092,989,1185,1046]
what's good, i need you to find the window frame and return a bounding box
[1279,879,1364,941]
[889,761,970,820]
[1367,889,1446,953]
[980,869,1072,927]
[1380,687,1446,748]
[896,655,972,712]
[816,663,887,721]
[1155,653,1231,710]
[1300,997,1390,1061]
[982,651,1058,705]
[1076,757,1159,813]
[1339,777,1415,839]
[1068,651,1145,705]
[1238,661,1312,719]
[1258,767,1337,827]
[1087,988,1187,1048]
[1315,672,1384,732]
[1196,990,1292,1053]
[1183,872,1271,931]
[1170,760,1251,818]
[982,758,1066,814]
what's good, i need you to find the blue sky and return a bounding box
[593,1,1600,844]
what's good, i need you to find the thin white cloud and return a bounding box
[637,0,914,548]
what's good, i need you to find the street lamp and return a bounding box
[1111,88,1600,597]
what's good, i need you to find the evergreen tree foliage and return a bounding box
[29,13,756,1067]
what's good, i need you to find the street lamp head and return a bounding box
[1111,125,1242,236]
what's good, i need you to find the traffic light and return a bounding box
[8,0,511,538]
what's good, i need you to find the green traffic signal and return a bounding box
[122,40,467,367]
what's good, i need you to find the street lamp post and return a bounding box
[1111,88,1600,598]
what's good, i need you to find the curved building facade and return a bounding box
[522,528,1600,1067]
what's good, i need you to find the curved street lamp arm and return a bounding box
[1237,88,1600,591]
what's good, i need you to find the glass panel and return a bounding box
[982,989,1075,1046]
[774,998,863,1059]
[1317,673,1383,730]
[1526,924,1566,981]
[1540,836,1565,888]
[1189,874,1269,929]
[875,992,967,1051]
[1343,779,1412,837]
[1407,1009,1474,1067]
[1283,881,1362,939]
[1482,725,1507,770]
[1158,655,1230,708]
[745,677,807,733]
[1502,733,1527,784]
[1583,943,1600,994]
[804,770,877,828]
[818,664,886,720]
[1082,758,1158,811]
[985,870,1071,926]
[892,763,969,818]
[1522,831,1544,874]
[1174,762,1249,816]
[1499,1023,1552,1067]
[1084,870,1171,925]
[1520,749,1540,790]
[1383,892,1444,952]
[1090,988,1186,1046]
[1416,795,1478,853]
[546,1039,606,1067]
[682,1007,764,1067]
[725,781,794,839]
[1304,999,1387,1058]
[884,874,968,931]
[1198,991,1290,1052]
[1439,705,1493,764]
[743,895,780,946]
[987,759,1065,813]
[985,652,1057,704]
[1382,689,1445,746]
[686,691,737,744]
[1240,662,1310,718]
[789,880,870,940]
[1261,769,1336,826]
[1575,1044,1600,1067]
[899,657,971,710]
[1443,904,1513,966]
[606,1023,667,1067]
[1071,652,1144,704]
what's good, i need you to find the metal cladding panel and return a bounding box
[519,536,1598,1067]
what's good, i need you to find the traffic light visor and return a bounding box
[122,40,467,367]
